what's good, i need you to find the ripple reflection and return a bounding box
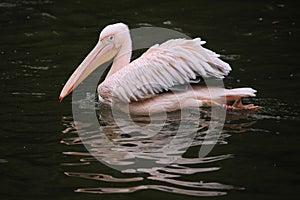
[60,105,257,197]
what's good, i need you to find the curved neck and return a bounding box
[106,37,132,78]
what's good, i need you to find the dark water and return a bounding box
[1,0,300,199]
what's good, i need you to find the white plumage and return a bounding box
[98,38,231,103]
[59,23,260,114]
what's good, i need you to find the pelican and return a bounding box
[59,23,259,115]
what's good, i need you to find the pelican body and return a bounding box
[59,23,259,114]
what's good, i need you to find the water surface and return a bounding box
[0,0,299,199]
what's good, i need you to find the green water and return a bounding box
[1,0,299,199]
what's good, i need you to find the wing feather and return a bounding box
[107,38,231,103]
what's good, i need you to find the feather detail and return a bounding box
[99,38,231,103]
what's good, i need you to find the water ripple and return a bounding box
[65,172,144,182]
[75,185,227,197]
[60,105,256,197]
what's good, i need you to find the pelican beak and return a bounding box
[59,40,117,101]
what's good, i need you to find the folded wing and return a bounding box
[110,38,231,103]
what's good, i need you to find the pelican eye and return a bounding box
[108,35,114,41]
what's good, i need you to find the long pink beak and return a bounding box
[59,41,116,102]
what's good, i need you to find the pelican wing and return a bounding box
[112,38,231,103]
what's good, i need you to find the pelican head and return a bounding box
[59,23,131,101]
